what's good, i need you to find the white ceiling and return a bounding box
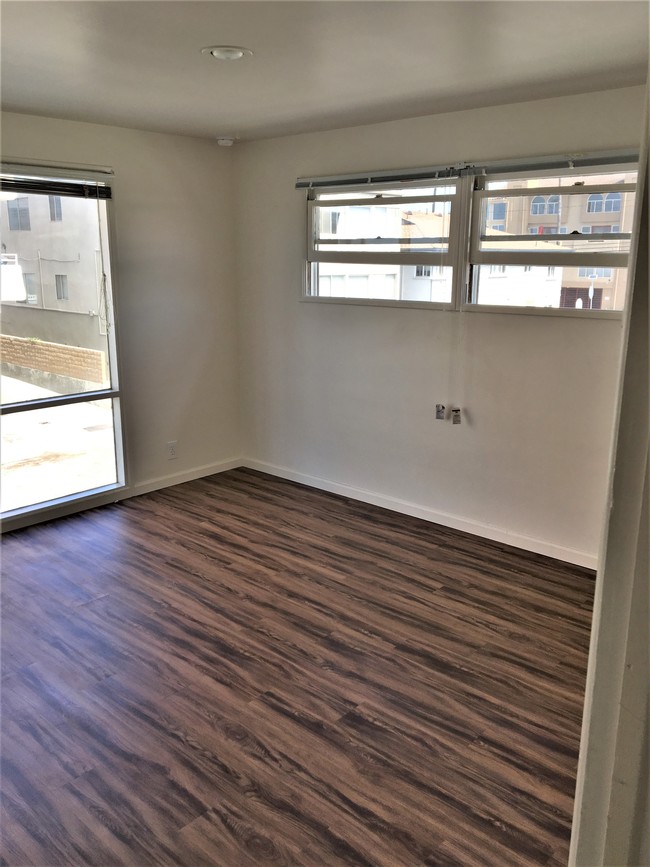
[1,1,648,142]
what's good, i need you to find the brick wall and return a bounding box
[1,335,106,384]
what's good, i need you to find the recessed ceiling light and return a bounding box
[201,46,253,61]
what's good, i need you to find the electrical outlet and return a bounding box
[167,440,178,460]
[435,403,446,420]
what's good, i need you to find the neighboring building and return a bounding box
[488,170,636,309]
[1,190,109,352]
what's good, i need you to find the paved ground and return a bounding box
[1,376,117,513]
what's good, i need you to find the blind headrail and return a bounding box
[1,159,114,184]
[296,149,639,190]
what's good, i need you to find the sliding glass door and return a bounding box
[1,166,124,519]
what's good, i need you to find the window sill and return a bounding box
[1,482,127,533]
[301,295,456,311]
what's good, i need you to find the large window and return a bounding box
[303,156,637,313]
[1,166,125,518]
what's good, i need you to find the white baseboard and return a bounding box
[129,458,243,498]
[242,458,598,570]
[3,451,597,569]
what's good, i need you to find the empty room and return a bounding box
[1,2,648,865]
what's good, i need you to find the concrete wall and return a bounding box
[233,86,646,568]
[1,305,107,353]
[2,112,242,491]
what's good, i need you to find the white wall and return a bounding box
[2,88,644,564]
[234,87,646,566]
[571,99,649,864]
[2,112,242,494]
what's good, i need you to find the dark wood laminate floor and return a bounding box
[1,468,595,866]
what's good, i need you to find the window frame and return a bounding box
[530,196,546,215]
[587,193,604,213]
[0,162,128,529]
[7,196,31,231]
[462,168,635,318]
[54,273,69,300]
[547,195,561,215]
[49,194,63,221]
[304,176,471,310]
[604,191,622,213]
[301,157,637,318]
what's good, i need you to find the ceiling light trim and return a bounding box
[201,45,253,61]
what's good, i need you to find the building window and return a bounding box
[488,201,507,221]
[529,225,565,235]
[530,196,546,215]
[415,265,432,277]
[547,195,560,215]
[530,195,561,216]
[578,267,613,279]
[604,192,621,213]
[21,272,38,304]
[55,274,69,300]
[49,195,63,221]
[587,193,604,213]
[7,197,31,231]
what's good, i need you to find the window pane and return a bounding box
[472,265,628,310]
[49,195,63,221]
[313,262,453,303]
[317,185,456,201]
[314,199,453,255]
[1,191,114,404]
[0,396,118,512]
[55,274,69,300]
[478,188,634,254]
[483,170,636,255]
[587,194,604,213]
[7,196,31,231]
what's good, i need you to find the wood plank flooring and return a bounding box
[1,468,595,866]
